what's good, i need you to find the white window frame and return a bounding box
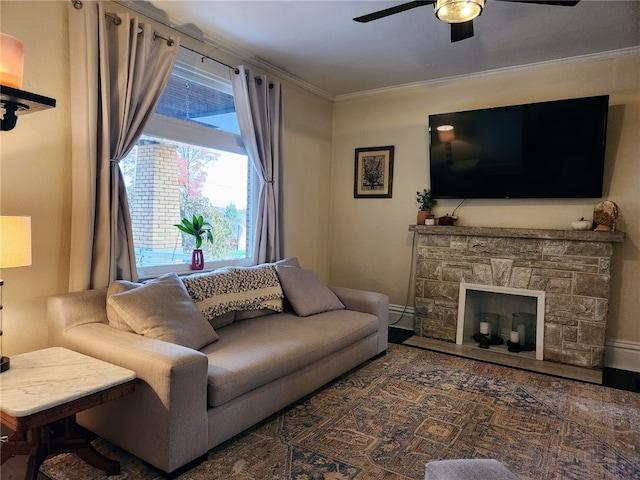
[134,54,258,280]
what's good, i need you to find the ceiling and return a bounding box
[132,1,640,99]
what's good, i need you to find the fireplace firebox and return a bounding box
[457,283,545,360]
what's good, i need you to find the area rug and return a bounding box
[40,344,640,480]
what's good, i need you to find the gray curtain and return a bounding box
[231,66,284,264]
[68,2,178,289]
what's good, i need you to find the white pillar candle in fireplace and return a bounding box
[509,331,520,343]
[479,321,489,334]
[517,324,526,345]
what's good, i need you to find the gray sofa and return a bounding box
[48,261,388,475]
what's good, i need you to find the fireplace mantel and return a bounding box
[409,224,625,370]
[409,225,625,243]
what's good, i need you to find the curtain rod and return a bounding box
[178,44,240,74]
[75,1,243,76]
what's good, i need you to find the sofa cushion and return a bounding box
[107,272,218,349]
[106,280,141,333]
[200,309,377,407]
[275,265,345,317]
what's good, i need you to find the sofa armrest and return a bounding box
[53,322,210,473]
[330,286,389,354]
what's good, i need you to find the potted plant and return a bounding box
[174,215,214,270]
[416,189,437,225]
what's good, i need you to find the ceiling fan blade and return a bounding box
[495,0,580,6]
[451,21,474,42]
[353,1,434,23]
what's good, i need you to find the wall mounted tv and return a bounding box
[428,95,609,199]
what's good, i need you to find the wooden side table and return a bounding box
[0,347,136,479]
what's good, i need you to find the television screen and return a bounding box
[428,95,609,199]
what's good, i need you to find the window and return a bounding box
[121,49,254,278]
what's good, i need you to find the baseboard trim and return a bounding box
[604,340,640,373]
[389,304,414,331]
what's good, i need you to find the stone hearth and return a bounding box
[409,225,625,369]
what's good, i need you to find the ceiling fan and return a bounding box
[353,0,580,43]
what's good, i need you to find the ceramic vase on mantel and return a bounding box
[417,211,435,225]
[191,249,204,270]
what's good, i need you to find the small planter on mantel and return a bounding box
[416,189,437,225]
[417,211,435,225]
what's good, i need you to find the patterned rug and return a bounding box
[40,344,640,480]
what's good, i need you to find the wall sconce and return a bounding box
[0,216,32,372]
[1,33,56,131]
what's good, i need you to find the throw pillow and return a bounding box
[106,280,141,333]
[275,265,345,317]
[182,267,239,320]
[209,311,235,330]
[233,264,284,312]
[235,257,301,321]
[107,272,218,350]
[182,264,286,322]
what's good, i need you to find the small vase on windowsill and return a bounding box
[191,249,204,270]
[174,215,214,271]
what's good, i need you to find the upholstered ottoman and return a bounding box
[424,459,518,480]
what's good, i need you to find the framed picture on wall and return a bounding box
[354,145,394,198]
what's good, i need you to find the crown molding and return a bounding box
[334,46,640,102]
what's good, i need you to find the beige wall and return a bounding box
[282,85,334,279]
[1,1,72,357]
[0,1,333,355]
[330,53,640,348]
[1,1,637,368]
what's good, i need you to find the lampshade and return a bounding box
[0,33,24,89]
[437,125,456,143]
[435,0,485,23]
[0,216,32,268]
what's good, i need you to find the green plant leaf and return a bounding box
[175,214,215,250]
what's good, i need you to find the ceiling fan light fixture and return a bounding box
[435,0,484,23]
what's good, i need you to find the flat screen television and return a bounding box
[428,95,609,199]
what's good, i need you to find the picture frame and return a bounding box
[354,145,394,198]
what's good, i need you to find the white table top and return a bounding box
[0,347,135,418]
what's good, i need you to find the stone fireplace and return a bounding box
[410,225,624,369]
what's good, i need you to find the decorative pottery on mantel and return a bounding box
[571,217,592,231]
[593,201,619,232]
[437,214,456,226]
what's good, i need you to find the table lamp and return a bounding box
[0,215,32,372]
